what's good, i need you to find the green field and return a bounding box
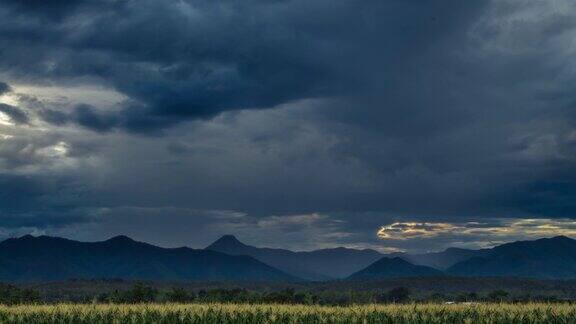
[0,303,575,323]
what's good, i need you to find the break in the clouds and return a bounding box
[376,219,576,252]
[0,0,576,252]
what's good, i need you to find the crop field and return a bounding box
[0,303,575,324]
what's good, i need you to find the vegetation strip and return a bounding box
[0,303,575,323]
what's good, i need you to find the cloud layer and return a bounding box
[0,0,575,251]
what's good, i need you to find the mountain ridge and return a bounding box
[447,235,576,279]
[349,235,576,281]
[2,234,576,282]
[0,235,297,282]
[207,235,383,280]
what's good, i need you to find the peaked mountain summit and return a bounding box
[0,235,296,282]
[208,235,256,254]
[347,257,444,280]
[207,235,382,280]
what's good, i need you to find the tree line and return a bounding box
[94,284,570,304]
[1,282,572,305]
[0,284,40,305]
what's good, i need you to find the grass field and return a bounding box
[0,303,575,323]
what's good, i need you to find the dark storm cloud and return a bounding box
[72,104,118,133]
[0,172,92,229]
[0,0,576,251]
[1,0,88,19]
[0,0,487,133]
[0,174,45,211]
[37,108,69,126]
[0,82,10,95]
[0,103,29,124]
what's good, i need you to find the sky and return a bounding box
[0,0,576,253]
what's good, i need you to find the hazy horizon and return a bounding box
[3,231,573,255]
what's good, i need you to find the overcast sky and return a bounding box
[0,0,575,253]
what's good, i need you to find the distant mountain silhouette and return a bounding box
[0,235,296,282]
[3,234,575,282]
[389,247,482,270]
[447,236,576,279]
[207,235,382,280]
[347,257,443,280]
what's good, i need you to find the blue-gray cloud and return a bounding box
[0,103,29,124]
[0,82,10,95]
[0,0,575,251]
[0,0,487,133]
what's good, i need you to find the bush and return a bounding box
[488,290,509,302]
[0,284,40,305]
[165,288,194,303]
[101,283,158,303]
[384,287,411,303]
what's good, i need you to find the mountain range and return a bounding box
[0,235,295,282]
[346,236,576,280]
[1,234,576,282]
[206,235,382,280]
